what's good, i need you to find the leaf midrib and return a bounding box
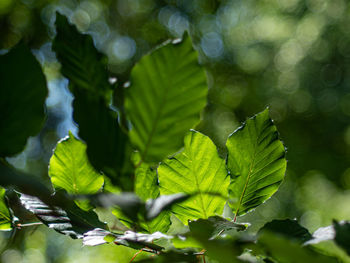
[233,126,259,221]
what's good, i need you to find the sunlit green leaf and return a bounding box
[0,187,12,231]
[134,156,171,233]
[49,132,104,210]
[125,34,208,164]
[0,43,48,157]
[226,109,286,219]
[49,132,104,196]
[158,130,229,224]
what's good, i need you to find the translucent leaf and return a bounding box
[226,109,286,219]
[20,194,107,239]
[0,187,12,231]
[125,34,208,164]
[49,132,104,196]
[158,130,229,224]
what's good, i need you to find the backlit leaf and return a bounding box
[125,34,208,164]
[226,109,286,219]
[0,187,12,231]
[158,130,229,224]
[49,132,104,196]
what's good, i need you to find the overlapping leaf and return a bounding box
[258,219,312,243]
[20,194,107,239]
[134,157,171,233]
[0,187,12,230]
[226,109,286,219]
[0,43,47,157]
[89,192,187,233]
[125,34,208,164]
[53,13,129,188]
[158,130,229,224]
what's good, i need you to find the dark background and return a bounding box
[1,0,350,262]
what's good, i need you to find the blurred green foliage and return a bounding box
[1,0,350,262]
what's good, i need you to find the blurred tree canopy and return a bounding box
[1,0,350,261]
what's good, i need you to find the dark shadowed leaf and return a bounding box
[125,34,208,164]
[333,221,350,256]
[257,231,338,263]
[188,216,249,240]
[53,13,130,189]
[19,194,107,239]
[226,109,286,219]
[0,187,12,230]
[258,219,312,243]
[0,163,53,205]
[158,130,229,224]
[136,251,197,263]
[52,12,111,100]
[0,43,48,157]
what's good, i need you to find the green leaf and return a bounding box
[90,192,186,233]
[0,187,12,231]
[53,13,130,188]
[158,130,229,224]
[333,221,350,256]
[20,193,107,239]
[49,132,104,196]
[226,109,286,219]
[188,216,249,240]
[52,12,111,100]
[257,231,338,263]
[136,251,198,263]
[0,43,48,157]
[258,219,312,243]
[125,34,208,164]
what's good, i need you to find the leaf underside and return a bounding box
[226,109,287,218]
[49,132,104,196]
[125,34,208,164]
[158,130,229,224]
[20,194,106,239]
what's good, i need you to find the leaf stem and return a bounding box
[16,222,43,228]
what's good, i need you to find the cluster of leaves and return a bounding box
[0,12,349,262]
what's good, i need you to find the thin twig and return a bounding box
[15,222,43,228]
